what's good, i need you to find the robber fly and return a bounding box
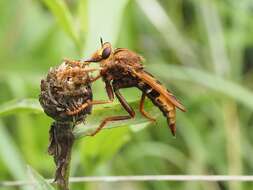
[84,39,186,136]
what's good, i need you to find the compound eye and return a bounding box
[101,47,111,59]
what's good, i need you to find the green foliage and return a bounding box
[0,98,156,138]
[28,166,55,190]
[0,99,42,116]
[0,122,29,190]
[1,0,253,190]
[149,64,253,110]
[84,0,129,54]
[42,0,80,52]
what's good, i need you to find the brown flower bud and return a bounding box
[39,59,94,190]
[39,59,93,124]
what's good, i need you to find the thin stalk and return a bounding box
[222,101,242,190]
[48,122,75,190]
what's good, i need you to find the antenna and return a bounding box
[100,37,103,47]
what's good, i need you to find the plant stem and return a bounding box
[48,122,75,190]
[223,101,242,190]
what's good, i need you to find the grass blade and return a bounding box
[83,0,129,55]
[42,0,80,50]
[137,0,197,66]
[199,0,230,76]
[0,99,42,116]
[27,166,55,190]
[0,121,31,190]
[0,99,160,138]
[149,63,253,110]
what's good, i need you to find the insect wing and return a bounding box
[133,70,186,112]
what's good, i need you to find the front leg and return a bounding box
[90,74,102,83]
[90,81,115,106]
[105,80,114,101]
[66,81,114,116]
[114,89,135,118]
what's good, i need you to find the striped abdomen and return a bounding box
[135,71,186,136]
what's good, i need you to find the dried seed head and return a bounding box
[39,59,93,123]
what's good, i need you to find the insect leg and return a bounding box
[90,74,102,82]
[89,88,135,136]
[89,115,132,136]
[85,82,116,107]
[66,102,90,116]
[139,92,156,122]
[105,81,114,101]
[114,89,135,118]
[66,82,115,116]
[66,99,115,116]
[88,81,115,105]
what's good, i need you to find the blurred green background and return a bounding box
[1,0,253,189]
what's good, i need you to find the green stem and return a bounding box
[222,101,242,190]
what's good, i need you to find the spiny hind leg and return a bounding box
[114,89,135,118]
[89,115,133,136]
[89,88,135,136]
[167,108,176,136]
[139,92,156,122]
